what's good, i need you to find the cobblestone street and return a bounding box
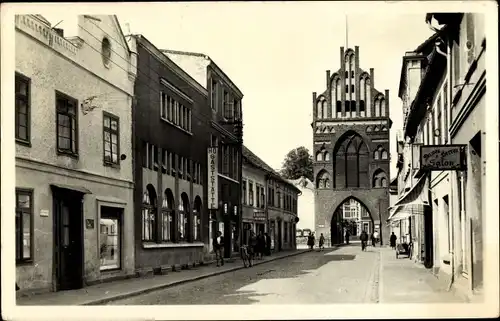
[107,245,377,305]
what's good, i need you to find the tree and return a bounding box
[279,146,314,181]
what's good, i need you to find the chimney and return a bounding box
[54,28,64,37]
[326,70,331,88]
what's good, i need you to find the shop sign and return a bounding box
[420,145,466,171]
[253,211,266,221]
[207,147,218,209]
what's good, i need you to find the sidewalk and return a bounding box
[17,249,311,306]
[378,247,467,303]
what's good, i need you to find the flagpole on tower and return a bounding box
[345,14,349,50]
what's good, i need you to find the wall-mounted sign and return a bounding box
[40,209,49,217]
[420,145,467,171]
[85,219,95,229]
[207,147,219,209]
[412,143,422,171]
[253,211,266,221]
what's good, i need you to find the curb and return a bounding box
[83,249,312,305]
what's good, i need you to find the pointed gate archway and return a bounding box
[330,196,375,244]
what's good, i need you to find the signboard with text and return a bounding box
[208,147,219,209]
[420,145,466,171]
[253,211,266,221]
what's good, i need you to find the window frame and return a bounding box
[102,111,121,167]
[99,207,122,271]
[55,90,79,157]
[15,73,31,146]
[16,188,34,264]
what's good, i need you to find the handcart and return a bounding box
[396,242,411,259]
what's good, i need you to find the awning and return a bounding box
[387,173,430,223]
[394,173,430,207]
[50,183,92,194]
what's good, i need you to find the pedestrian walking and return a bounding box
[249,231,257,260]
[265,232,271,256]
[374,230,380,244]
[319,233,325,251]
[345,229,350,245]
[370,232,376,247]
[307,232,315,249]
[360,230,368,251]
[390,232,397,250]
[256,231,266,259]
[213,231,224,267]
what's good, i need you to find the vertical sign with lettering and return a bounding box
[208,147,219,209]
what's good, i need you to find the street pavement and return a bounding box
[107,243,467,305]
[107,244,380,305]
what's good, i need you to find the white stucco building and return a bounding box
[15,14,136,293]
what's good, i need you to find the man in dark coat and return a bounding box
[213,231,224,267]
[265,232,271,255]
[390,232,398,249]
[360,230,368,251]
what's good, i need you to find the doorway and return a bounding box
[52,187,84,291]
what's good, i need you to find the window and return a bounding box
[160,91,167,119]
[56,91,78,155]
[16,189,33,263]
[336,101,342,114]
[345,84,349,93]
[193,197,202,242]
[100,207,121,271]
[223,91,232,119]
[234,99,241,120]
[101,37,111,67]
[179,193,190,242]
[261,189,265,209]
[142,185,157,241]
[15,74,30,144]
[334,133,369,188]
[222,145,230,176]
[351,85,355,93]
[345,101,350,113]
[256,186,261,207]
[316,170,331,189]
[211,80,217,110]
[249,182,254,206]
[373,169,387,188]
[103,113,120,165]
[162,189,175,242]
[284,222,288,242]
[242,180,247,204]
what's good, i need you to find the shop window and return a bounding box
[100,206,122,271]
[15,189,33,263]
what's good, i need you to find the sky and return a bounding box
[41,2,435,178]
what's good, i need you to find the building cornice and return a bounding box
[208,62,244,99]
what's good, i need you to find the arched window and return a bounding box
[372,169,388,188]
[375,98,381,117]
[345,101,350,113]
[322,100,328,119]
[351,100,357,117]
[336,101,342,115]
[316,151,323,161]
[142,184,157,241]
[179,193,191,242]
[324,151,330,161]
[316,100,323,119]
[316,170,331,189]
[373,150,379,160]
[366,126,372,133]
[381,99,386,117]
[333,132,369,188]
[193,196,202,242]
[381,150,389,160]
[331,77,337,118]
[161,188,175,242]
[365,78,371,117]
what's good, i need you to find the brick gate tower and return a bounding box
[312,46,391,246]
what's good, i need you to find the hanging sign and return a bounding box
[207,147,218,209]
[420,145,467,171]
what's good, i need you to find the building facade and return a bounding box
[162,50,244,258]
[128,35,211,275]
[391,13,485,302]
[312,46,392,246]
[241,146,300,252]
[15,15,136,293]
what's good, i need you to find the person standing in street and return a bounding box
[319,233,325,251]
[370,232,376,247]
[345,229,350,245]
[264,232,271,256]
[213,231,224,267]
[360,230,368,251]
[390,232,397,250]
[374,230,380,245]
